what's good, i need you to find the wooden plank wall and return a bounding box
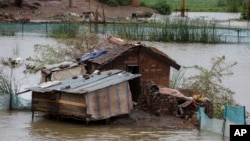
[32,91,88,119]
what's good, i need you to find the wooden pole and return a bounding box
[181,0,185,17]
[69,0,72,8]
[248,0,250,19]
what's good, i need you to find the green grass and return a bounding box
[140,0,242,12]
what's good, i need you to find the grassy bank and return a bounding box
[141,0,245,12]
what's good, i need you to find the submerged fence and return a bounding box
[0,22,250,43]
[0,94,31,110]
[198,104,246,137]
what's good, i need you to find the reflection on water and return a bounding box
[0,111,228,141]
[1,35,249,140]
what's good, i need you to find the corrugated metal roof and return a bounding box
[27,69,141,94]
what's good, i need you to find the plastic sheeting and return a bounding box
[0,94,31,111]
[224,104,246,124]
[80,49,108,62]
[198,105,246,137]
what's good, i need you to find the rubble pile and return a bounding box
[137,83,213,121]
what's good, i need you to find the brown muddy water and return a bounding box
[1,35,250,140]
[0,111,226,141]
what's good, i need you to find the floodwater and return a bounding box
[2,36,248,141]
[0,111,226,141]
[0,12,249,140]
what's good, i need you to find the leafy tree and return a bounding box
[184,56,237,106]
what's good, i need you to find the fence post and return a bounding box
[237,29,240,43]
[46,23,48,35]
[113,23,116,36]
[22,23,24,36]
[136,23,138,39]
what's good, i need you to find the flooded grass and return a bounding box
[114,17,222,43]
[0,70,11,95]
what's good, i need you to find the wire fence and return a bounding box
[0,22,250,43]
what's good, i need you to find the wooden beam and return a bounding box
[58,99,87,108]
[32,98,87,108]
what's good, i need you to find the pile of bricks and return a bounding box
[137,83,213,120]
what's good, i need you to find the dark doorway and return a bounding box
[127,65,140,102]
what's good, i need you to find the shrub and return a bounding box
[153,0,171,15]
[184,56,237,107]
[118,0,130,6]
[106,0,119,7]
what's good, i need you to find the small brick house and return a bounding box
[82,36,181,102]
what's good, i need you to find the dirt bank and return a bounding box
[112,109,197,129]
[0,0,157,21]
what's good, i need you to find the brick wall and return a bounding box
[139,50,170,87]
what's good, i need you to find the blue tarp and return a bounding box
[80,49,108,62]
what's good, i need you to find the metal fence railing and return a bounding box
[1,22,250,43]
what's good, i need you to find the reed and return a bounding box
[113,17,222,43]
[0,70,12,95]
[170,68,185,89]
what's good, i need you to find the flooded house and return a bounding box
[28,69,140,121]
[30,36,185,122]
[80,36,181,102]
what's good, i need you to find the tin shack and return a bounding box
[28,69,140,121]
[80,36,181,102]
